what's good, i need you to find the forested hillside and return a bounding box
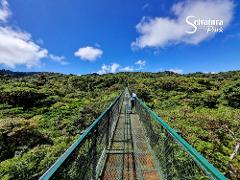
[0,70,239,179]
[129,71,240,179]
[0,71,125,179]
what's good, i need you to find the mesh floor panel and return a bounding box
[101,95,160,180]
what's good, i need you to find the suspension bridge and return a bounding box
[40,88,227,180]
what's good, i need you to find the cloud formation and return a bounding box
[135,60,146,70]
[74,46,103,61]
[49,54,68,65]
[0,27,48,68]
[0,0,9,22]
[167,68,183,74]
[132,0,234,49]
[120,66,134,72]
[97,63,120,74]
[0,0,66,68]
[97,60,146,74]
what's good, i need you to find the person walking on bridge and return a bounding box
[131,93,137,110]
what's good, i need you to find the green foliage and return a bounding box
[224,80,240,108]
[129,71,240,179]
[0,86,46,108]
[0,117,52,162]
[189,91,220,108]
[0,70,239,179]
[0,71,124,179]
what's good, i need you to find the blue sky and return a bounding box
[0,0,239,74]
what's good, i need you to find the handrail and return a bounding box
[40,93,122,180]
[136,97,227,180]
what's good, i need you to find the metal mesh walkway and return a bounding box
[131,113,161,179]
[101,92,160,179]
[101,93,135,179]
[40,88,227,180]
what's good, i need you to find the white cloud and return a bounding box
[132,0,234,49]
[0,26,67,68]
[49,54,68,65]
[120,66,134,72]
[0,0,10,22]
[0,27,48,68]
[0,0,66,68]
[97,60,146,74]
[203,71,217,74]
[167,68,183,74]
[74,46,103,61]
[36,38,44,45]
[97,63,120,74]
[135,59,146,70]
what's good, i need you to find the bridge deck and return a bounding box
[101,93,161,180]
[40,89,226,180]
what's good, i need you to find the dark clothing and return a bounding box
[131,97,136,110]
[131,99,135,109]
[130,93,137,110]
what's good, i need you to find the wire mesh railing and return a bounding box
[40,87,227,180]
[40,91,124,180]
[135,97,227,180]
